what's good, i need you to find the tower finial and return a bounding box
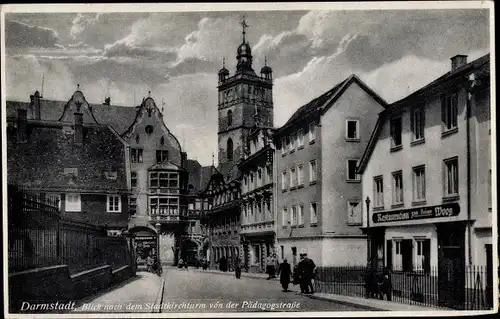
[240,15,249,43]
[77,84,80,91]
[148,90,151,97]
[41,74,44,98]
[212,152,215,166]
[265,56,267,66]
[223,57,226,68]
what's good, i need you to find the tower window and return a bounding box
[227,138,234,162]
[227,110,233,127]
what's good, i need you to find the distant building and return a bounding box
[357,54,491,305]
[6,88,130,231]
[200,18,275,269]
[274,75,387,268]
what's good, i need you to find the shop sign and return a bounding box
[372,202,460,223]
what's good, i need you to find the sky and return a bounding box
[3,5,491,166]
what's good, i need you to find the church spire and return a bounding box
[236,15,254,74]
[241,15,249,43]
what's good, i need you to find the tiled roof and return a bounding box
[6,98,139,135]
[279,77,349,130]
[200,165,216,192]
[7,121,129,192]
[185,159,202,192]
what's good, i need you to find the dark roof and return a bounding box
[6,98,139,135]
[200,165,216,192]
[7,121,129,193]
[357,54,490,174]
[216,162,235,179]
[185,159,202,192]
[148,161,185,171]
[276,74,387,133]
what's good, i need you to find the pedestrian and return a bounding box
[303,253,316,294]
[297,253,308,293]
[146,254,154,273]
[278,259,292,292]
[178,258,184,269]
[273,253,280,279]
[266,255,274,279]
[235,257,242,279]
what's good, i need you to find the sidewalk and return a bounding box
[186,266,443,312]
[72,271,164,313]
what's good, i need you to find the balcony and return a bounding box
[241,220,274,235]
[150,214,182,223]
[150,187,180,195]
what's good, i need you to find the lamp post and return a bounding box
[365,196,371,265]
[155,221,161,261]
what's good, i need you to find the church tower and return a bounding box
[217,17,274,166]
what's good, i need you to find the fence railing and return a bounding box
[8,185,132,274]
[314,266,493,310]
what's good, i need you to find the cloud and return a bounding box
[70,13,102,39]
[166,57,220,77]
[103,39,177,62]
[5,20,61,48]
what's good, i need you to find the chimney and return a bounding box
[451,55,468,71]
[17,109,28,143]
[29,90,42,120]
[74,112,83,143]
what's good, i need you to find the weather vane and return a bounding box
[240,15,249,42]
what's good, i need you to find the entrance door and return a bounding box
[437,223,465,309]
[485,244,493,308]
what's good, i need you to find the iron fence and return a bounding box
[8,185,132,274]
[314,266,493,310]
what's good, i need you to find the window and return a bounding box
[392,171,404,204]
[411,107,425,141]
[107,195,121,213]
[129,197,137,215]
[290,167,297,188]
[291,205,297,226]
[415,239,431,272]
[145,125,153,134]
[150,197,179,215]
[413,166,426,201]
[297,165,304,186]
[390,116,402,148]
[150,172,179,188]
[444,157,459,197]
[156,150,169,163]
[298,204,304,225]
[131,148,143,163]
[441,93,458,132]
[310,202,318,224]
[65,193,81,212]
[373,176,384,207]
[393,239,413,272]
[309,123,316,142]
[309,160,317,183]
[227,138,233,162]
[227,110,233,127]
[346,120,360,140]
[131,172,138,188]
[281,137,287,156]
[297,130,304,148]
[281,171,287,191]
[347,201,361,225]
[282,208,288,226]
[289,133,296,152]
[347,160,360,181]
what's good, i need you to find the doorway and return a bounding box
[485,244,493,308]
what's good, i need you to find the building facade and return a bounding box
[357,54,491,306]
[239,126,276,272]
[7,89,130,231]
[274,75,387,268]
[6,88,199,266]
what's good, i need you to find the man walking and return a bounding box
[303,253,316,294]
[278,259,292,292]
[296,253,307,293]
[266,255,274,279]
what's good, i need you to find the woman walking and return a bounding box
[234,257,242,279]
[278,259,292,292]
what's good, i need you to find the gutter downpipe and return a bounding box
[466,73,474,266]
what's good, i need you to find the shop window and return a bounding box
[393,239,413,272]
[415,239,431,273]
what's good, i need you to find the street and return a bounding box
[159,268,362,313]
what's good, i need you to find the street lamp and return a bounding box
[365,196,371,265]
[155,221,161,261]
